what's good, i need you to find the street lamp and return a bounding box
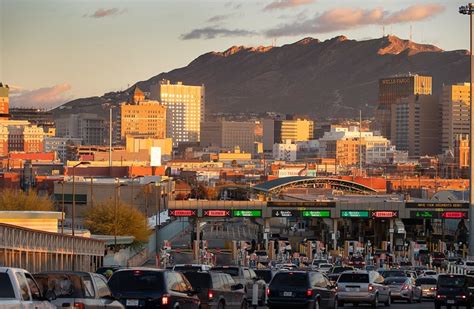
[71,161,90,236]
[57,181,65,234]
[114,178,128,252]
[459,3,474,256]
[130,175,144,208]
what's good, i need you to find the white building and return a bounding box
[273,140,297,162]
[44,137,82,162]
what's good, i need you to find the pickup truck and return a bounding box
[0,267,55,308]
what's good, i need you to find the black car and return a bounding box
[435,274,474,309]
[254,269,275,284]
[267,271,337,309]
[108,268,200,308]
[182,271,246,309]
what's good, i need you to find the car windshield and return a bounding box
[438,276,465,288]
[333,267,353,274]
[380,271,406,278]
[385,278,407,285]
[34,273,94,298]
[254,270,272,283]
[352,257,364,261]
[108,271,165,292]
[270,273,308,288]
[416,278,437,285]
[466,262,474,267]
[182,272,211,289]
[174,266,203,272]
[255,251,267,256]
[212,267,239,277]
[338,273,369,283]
[320,264,332,268]
[0,273,15,298]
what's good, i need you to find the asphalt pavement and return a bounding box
[257,300,435,309]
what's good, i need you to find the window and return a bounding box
[15,273,31,301]
[24,273,42,300]
[0,273,15,298]
[93,275,111,298]
[310,273,326,288]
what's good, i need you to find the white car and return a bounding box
[318,263,333,273]
[421,270,438,277]
[461,261,474,271]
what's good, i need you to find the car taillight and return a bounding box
[368,284,374,292]
[74,303,85,309]
[437,295,446,299]
[208,290,214,299]
[402,284,410,290]
[162,294,170,305]
[457,294,467,299]
[430,287,437,291]
[266,288,270,297]
[307,289,313,297]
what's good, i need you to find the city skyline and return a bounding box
[1,0,467,109]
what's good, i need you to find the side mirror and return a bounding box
[232,283,244,291]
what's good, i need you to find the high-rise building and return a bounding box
[44,137,82,162]
[0,83,9,119]
[200,120,256,153]
[273,140,297,162]
[150,80,205,145]
[376,74,432,138]
[390,94,440,157]
[441,83,470,153]
[120,101,166,140]
[454,134,469,170]
[55,113,105,145]
[263,117,314,151]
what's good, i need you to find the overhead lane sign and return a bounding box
[272,210,300,217]
[340,210,370,218]
[268,201,336,208]
[232,210,262,217]
[169,209,197,217]
[371,211,399,218]
[302,210,331,218]
[202,210,232,217]
[405,202,468,209]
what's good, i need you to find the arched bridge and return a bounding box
[253,176,377,195]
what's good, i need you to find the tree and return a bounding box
[0,189,53,211]
[83,198,151,244]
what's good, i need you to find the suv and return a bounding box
[336,270,391,307]
[267,271,336,309]
[435,274,474,309]
[108,268,200,308]
[173,264,211,272]
[211,266,266,306]
[182,271,246,309]
[34,271,124,309]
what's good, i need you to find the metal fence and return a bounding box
[0,223,105,273]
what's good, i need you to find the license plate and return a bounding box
[447,300,455,304]
[346,288,359,292]
[126,299,139,306]
[283,292,293,297]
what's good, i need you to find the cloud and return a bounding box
[84,8,127,18]
[265,4,445,37]
[180,27,256,40]
[207,14,233,23]
[264,0,314,11]
[9,83,73,109]
[224,2,242,10]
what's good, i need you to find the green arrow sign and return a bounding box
[340,210,370,218]
[232,210,262,217]
[302,210,331,218]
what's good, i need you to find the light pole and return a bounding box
[57,181,65,234]
[71,161,90,236]
[114,178,128,252]
[130,175,143,208]
[460,3,474,257]
[155,182,162,255]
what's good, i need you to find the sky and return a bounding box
[0,0,470,109]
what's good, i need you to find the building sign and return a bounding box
[150,146,162,167]
[380,77,411,85]
[441,211,468,219]
[371,211,399,218]
[272,210,300,218]
[340,210,370,218]
[232,210,262,217]
[410,211,439,219]
[405,202,468,209]
[168,209,197,217]
[202,210,231,217]
[268,201,336,208]
[302,210,331,218]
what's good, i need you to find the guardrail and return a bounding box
[0,223,105,273]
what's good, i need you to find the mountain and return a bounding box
[53,35,469,119]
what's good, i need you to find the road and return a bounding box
[256,301,435,309]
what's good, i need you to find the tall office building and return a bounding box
[390,94,440,157]
[150,80,205,145]
[120,101,166,140]
[376,74,432,138]
[0,83,9,119]
[263,117,314,151]
[55,113,105,145]
[200,120,256,153]
[441,83,470,153]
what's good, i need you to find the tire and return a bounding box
[217,301,225,309]
[372,294,379,308]
[385,294,391,307]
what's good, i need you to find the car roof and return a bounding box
[34,271,92,276]
[340,270,370,274]
[115,267,167,273]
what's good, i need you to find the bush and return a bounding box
[0,189,53,211]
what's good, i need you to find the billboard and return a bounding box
[150,147,161,167]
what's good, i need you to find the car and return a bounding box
[211,266,266,306]
[34,271,124,309]
[267,271,337,309]
[378,269,408,279]
[432,252,447,268]
[312,259,329,269]
[173,264,211,272]
[348,256,366,268]
[318,264,333,273]
[384,276,421,303]
[108,268,200,308]
[328,273,341,285]
[421,270,438,277]
[254,251,269,263]
[182,271,247,309]
[435,274,474,309]
[254,269,276,284]
[0,267,55,309]
[364,265,376,271]
[330,266,354,275]
[336,270,391,308]
[415,276,437,299]
[461,261,474,271]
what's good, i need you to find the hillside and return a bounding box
[53,35,469,119]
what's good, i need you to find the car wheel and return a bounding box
[384,294,391,307]
[372,294,379,308]
[218,301,225,309]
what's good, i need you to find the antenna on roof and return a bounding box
[410,25,413,41]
